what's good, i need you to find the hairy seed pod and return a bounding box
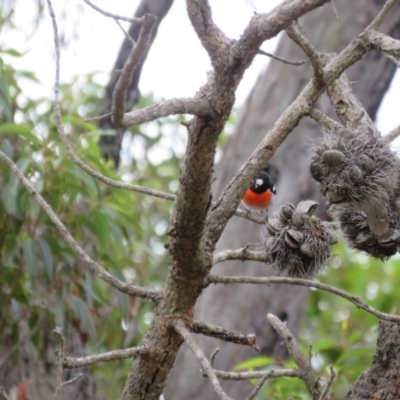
[325,191,346,203]
[264,202,336,278]
[321,150,346,167]
[279,203,295,220]
[284,230,304,249]
[310,162,324,182]
[299,242,314,258]
[352,166,363,184]
[358,154,374,172]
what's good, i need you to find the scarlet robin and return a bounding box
[242,170,276,213]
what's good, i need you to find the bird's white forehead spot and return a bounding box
[256,178,264,186]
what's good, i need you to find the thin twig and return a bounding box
[308,109,343,132]
[318,366,336,400]
[383,52,400,68]
[45,0,174,202]
[207,275,400,322]
[61,374,83,388]
[53,327,65,399]
[191,320,260,351]
[64,346,149,368]
[210,348,220,366]
[384,123,400,144]
[0,149,161,302]
[367,0,399,30]
[82,0,142,23]
[112,13,157,127]
[84,112,113,122]
[172,320,232,400]
[0,388,10,400]
[245,374,270,400]
[215,368,302,381]
[267,314,320,398]
[115,19,136,46]
[285,21,324,84]
[257,48,305,66]
[331,0,340,19]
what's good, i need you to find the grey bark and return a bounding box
[97,0,174,166]
[166,1,400,398]
[346,321,400,400]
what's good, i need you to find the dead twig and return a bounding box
[308,109,343,132]
[53,327,66,399]
[286,21,325,84]
[82,0,142,23]
[172,320,232,400]
[257,48,305,66]
[64,346,149,368]
[191,320,260,351]
[267,314,320,398]
[384,123,400,144]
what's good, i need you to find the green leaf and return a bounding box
[233,356,275,371]
[38,239,53,279]
[0,123,40,146]
[1,48,24,57]
[70,295,93,335]
[1,157,30,216]
[22,238,37,281]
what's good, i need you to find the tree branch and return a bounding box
[212,247,268,266]
[308,108,344,131]
[0,149,161,302]
[64,346,149,368]
[285,21,325,84]
[367,0,399,30]
[122,97,212,127]
[172,320,232,400]
[244,374,270,400]
[53,327,66,399]
[207,275,400,323]
[191,320,260,351]
[112,13,157,127]
[384,123,400,143]
[267,314,321,399]
[186,0,230,70]
[214,368,302,381]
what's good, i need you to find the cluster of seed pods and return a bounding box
[310,129,400,260]
[264,200,337,278]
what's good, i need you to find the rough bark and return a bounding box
[346,321,400,400]
[97,0,174,166]
[166,1,400,399]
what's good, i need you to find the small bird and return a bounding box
[242,171,276,213]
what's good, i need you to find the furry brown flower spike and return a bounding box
[264,201,337,278]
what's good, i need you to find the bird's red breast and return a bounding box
[242,188,274,211]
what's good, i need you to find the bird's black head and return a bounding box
[250,171,276,194]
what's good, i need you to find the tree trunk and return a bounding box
[165,1,400,398]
